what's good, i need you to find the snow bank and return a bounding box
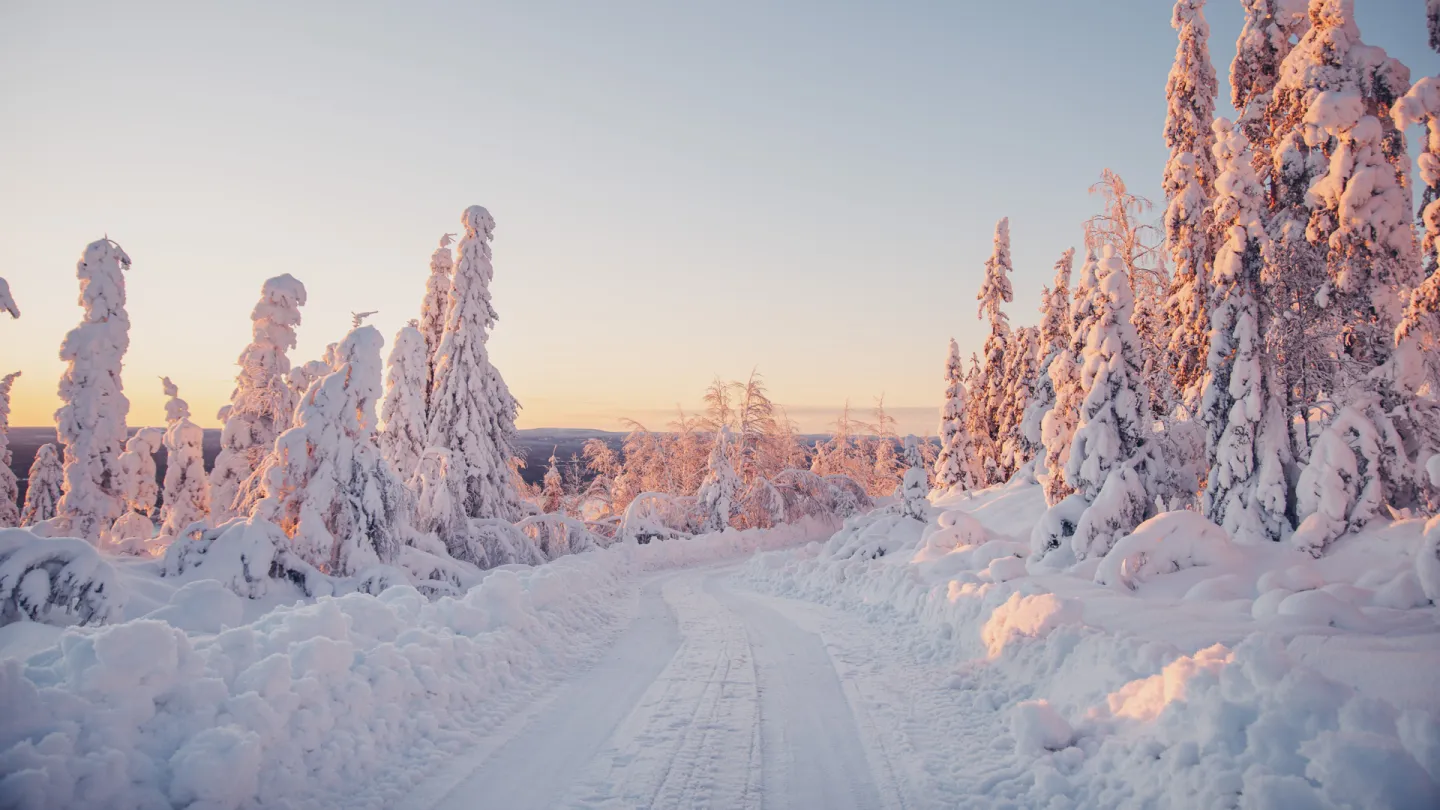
[0,519,832,809]
[743,482,1440,809]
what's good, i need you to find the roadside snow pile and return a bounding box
[744,483,1440,809]
[0,519,831,810]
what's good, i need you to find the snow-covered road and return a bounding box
[403,564,927,810]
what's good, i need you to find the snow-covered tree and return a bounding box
[542,451,564,514]
[20,443,62,527]
[254,325,412,575]
[899,436,929,521]
[418,233,456,405]
[379,323,429,482]
[1270,0,1413,391]
[971,218,1015,483]
[1394,76,1440,350]
[1038,249,1100,506]
[410,447,472,562]
[159,377,210,538]
[1162,0,1218,407]
[0,372,19,527]
[210,274,307,523]
[1231,0,1309,184]
[54,238,132,543]
[696,427,741,533]
[108,427,163,551]
[1201,119,1290,544]
[1065,246,1155,560]
[934,338,982,490]
[1291,398,1386,556]
[426,206,525,522]
[1024,250,1075,493]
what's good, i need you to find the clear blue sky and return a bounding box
[1,0,1433,433]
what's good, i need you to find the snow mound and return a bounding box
[0,528,123,627]
[1093,511,1242,591]
[981,592,1083,658]
[1011,699,1074,754]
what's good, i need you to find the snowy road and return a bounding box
[404,564,930,810]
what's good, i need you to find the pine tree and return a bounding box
[210,274,307,523]
[972,217,1015,483]
[1162,0,1218,406]
[380,323,429,482]
[1201,119,1290,543]
[418,233,456,407]
[1025,250,1075,496]
[0,372,19,527]
[20,443,62,526]
[426,206,525,522]
[542,451,565,514]
[1066,246,1154,560]
[159,377,210,538]
[899,435,929,521]
[255,325,412,575]
[1039,249,1100,506]
[55,238,132,542]
[696,427,741,533]
[934,338,982,490]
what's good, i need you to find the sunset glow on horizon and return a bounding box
[2,1,1430,435]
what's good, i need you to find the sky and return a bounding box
[1,0,1434,435]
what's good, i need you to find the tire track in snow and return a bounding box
[408,572,684,810]
[707,573,891,810]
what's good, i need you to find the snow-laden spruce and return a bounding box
[933,338,982,491]
[54,238,132,543]
[1024,249,1074,498]
[254,324,413,576]
[20,443,62,527]
[159,377,210,539]
[379,323,429,482]
[419,232,456,406]
[0,371,19,527]
[426,206,525,522]
[899,436,929,521]
[1039,249,1095,507]
[696,427,741,533]
[1231,0,1309,187]
[1160,0,1217,406]
[1201,119,1289,544]
[1062,246,1153,561]
[210,274,307,523]
[542,451,565,514]
[107,427,163,552]
[970,217,1015,485]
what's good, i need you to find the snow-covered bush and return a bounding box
[162,516,328,599]
[515,513,606,561]
[54,238,132,543]
[210,274,307,523]
[467,517,546,567]
[899,435,930,521]
[19,443,62,527]
[1293,401,1385,557]
[0,527,123,626]
[1093,511,1242,590]
[618,492,696,545]
[934,338,983,491]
